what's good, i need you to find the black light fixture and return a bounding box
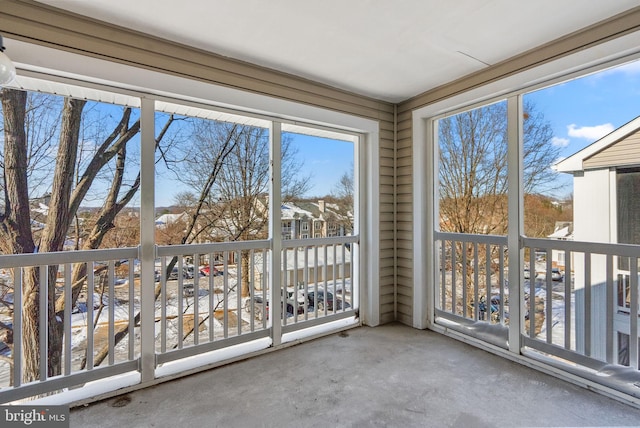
[0,34,16,86]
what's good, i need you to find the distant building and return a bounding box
[547,221,573,271]
[155,212,189,227]
[281,199,352,240]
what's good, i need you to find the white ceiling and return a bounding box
[35,0,640,103]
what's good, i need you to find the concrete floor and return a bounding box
[71,323,640,427]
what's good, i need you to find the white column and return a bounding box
[507,95,524,354]
[413,113,432,329]
[269,121,282,345]
[139,97,156,382]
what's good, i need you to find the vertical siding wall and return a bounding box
[0,0,397,325]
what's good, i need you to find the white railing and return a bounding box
[435,232,509,348]
[280,236,357,334]
[435,231,640,398]
[0,247,140,403]
[0,236,359,403]
[521,238,640,369]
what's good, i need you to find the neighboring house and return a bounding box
[155,212,189,228]
[281,199,352,240]
[153,200,353,271]
[555,115,640,363]
[547,221,573,271]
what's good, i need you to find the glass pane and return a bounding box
[523,58,640,359]
[281,126,355,320]
[154,108,270,244]
[524,58,640,242]
[281,128,355,239]
[438,100,508,234]
[0,87,142,386]
[0,90,142,252]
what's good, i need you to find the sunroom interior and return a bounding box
[2,0,640,422]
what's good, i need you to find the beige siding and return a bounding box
[584,130,640,169]
[378,113,396,324]
[395,111,413,325]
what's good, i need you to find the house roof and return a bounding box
[155,212,188,226]
[554,115,640,174]
[30,1,640,103]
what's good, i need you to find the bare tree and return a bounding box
[438,101,557,317]
[330,165,355,235]
[0,89,170,383]
[178,122,310,296]
[438,101,558,235]
[0,90,87,381]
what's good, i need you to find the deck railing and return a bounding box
[0,236,359,403]
[435,232,640,398]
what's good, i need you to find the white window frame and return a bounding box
[9,38,381,328]
[411,30,640,339]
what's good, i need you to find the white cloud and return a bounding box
[551,137,570,148]
[567,123,614,140]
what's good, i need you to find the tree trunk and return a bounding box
[21,268,41,382]
[34,98,86,378]
[0,90,34,255]
[241,251,250,297]
[1,89,40,383]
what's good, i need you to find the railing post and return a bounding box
[507,95,524,354]
[139,97,156,382]
[270,121,282,345]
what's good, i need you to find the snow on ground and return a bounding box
[0,269,354,389]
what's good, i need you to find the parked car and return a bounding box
[551,268,563,281]
[168,266,194,280]
[182,283,195,297]
[285,286,306,311]
[243,295,294,320]
[199,265,223,277]
[307,290,350,312]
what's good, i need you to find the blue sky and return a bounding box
[524,58,640,197]
[285,133,354,198]
[109,58,640,207]
[153,130,354,207]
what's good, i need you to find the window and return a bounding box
[314,221,322,230]
[0,87,142,252]
[618,273,631,310]
[617,168,640,244]
[301,221,309,231]
[437,100,509,235]
[155,101,270,244]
